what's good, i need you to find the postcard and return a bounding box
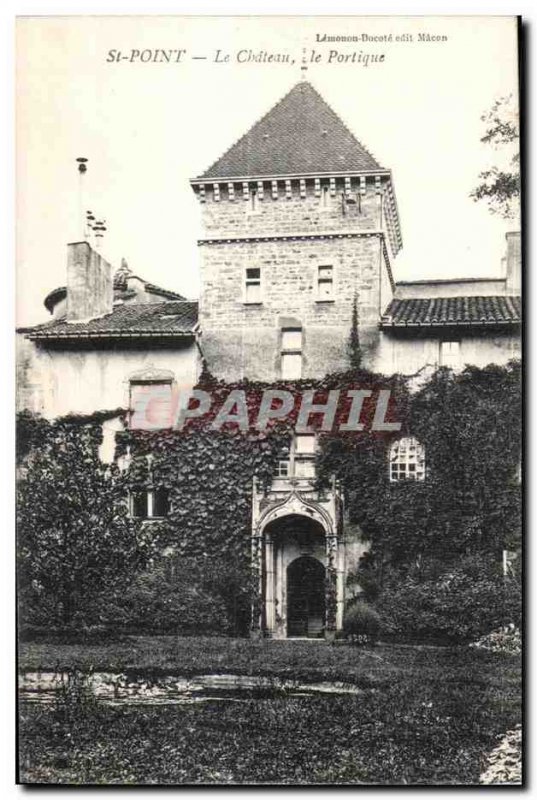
[16,15,522,786]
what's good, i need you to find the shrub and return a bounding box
[343,601,381,644]
[18,624,122,644]
[470,625,522,656]
[377,563,521,644]
[100,563,231,635]
[480,725,522,785]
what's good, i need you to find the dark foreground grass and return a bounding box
[20,635,396,682]
[16,635,518,685]
[18,638,521,785]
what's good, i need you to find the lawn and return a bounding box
[19,636,439,684]
[18,637,521,785]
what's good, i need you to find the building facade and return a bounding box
[17,79,521,639]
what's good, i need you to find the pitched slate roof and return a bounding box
[20,301,198,340]
[197,81,382,180]
[381,296,521,328]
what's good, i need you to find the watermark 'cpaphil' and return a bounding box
[131,385,402,434]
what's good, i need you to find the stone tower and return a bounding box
[191,79,402,381]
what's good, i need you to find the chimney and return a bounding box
[504,231,521,295]
[66,241,113,322]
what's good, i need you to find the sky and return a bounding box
[16,15,520,325]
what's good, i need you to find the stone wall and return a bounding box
[198,178,384,237]
[197,181,393,380]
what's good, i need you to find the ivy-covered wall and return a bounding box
[317,361,521,568]
[17,359,521,639]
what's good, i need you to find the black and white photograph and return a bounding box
[15,14,522,786]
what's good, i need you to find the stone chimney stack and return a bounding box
[504,231,521,295]
[66,241,113,322]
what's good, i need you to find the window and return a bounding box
[440,340,461,368]
[281,329,302,350]
[152,488,170,517]
[245,267,261,304]
[275,459,290,478]
[317,265,334,300]
[295,433,316,455]
[130,380,173,430]
[389,437,425,482]
[131,491,149,518]
[282,354,301,379]
[273,433,316,480]
[294,458,316,478]
[281,327,302,380]
[294,432,316,478]
[130,488,170,519]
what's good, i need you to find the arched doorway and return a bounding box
[287,556,326,638]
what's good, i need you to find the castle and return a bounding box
[17,79,521,638]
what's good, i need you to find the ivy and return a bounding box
[318,361,521,571]
[17,359,521,636]
[118,361,520,600]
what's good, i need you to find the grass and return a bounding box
[20,636,410,684]
[18,637,521,785]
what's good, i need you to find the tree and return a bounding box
[348,292,362,370]
[470,94,520,219]
[17,417,151,628]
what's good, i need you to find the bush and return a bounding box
[343,601,381,644]
[470,625,522,656]
[18,624,122,644]
[100,563,231,636]
[480,725,522,785]
[376,561,521,644]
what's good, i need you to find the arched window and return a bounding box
[389,437,425,482]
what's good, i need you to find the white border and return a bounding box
[3,3,532,798]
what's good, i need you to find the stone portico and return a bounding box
[251,473,344,639]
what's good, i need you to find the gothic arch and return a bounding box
[256,490,333,536]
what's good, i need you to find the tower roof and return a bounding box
[197,81,383,180]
